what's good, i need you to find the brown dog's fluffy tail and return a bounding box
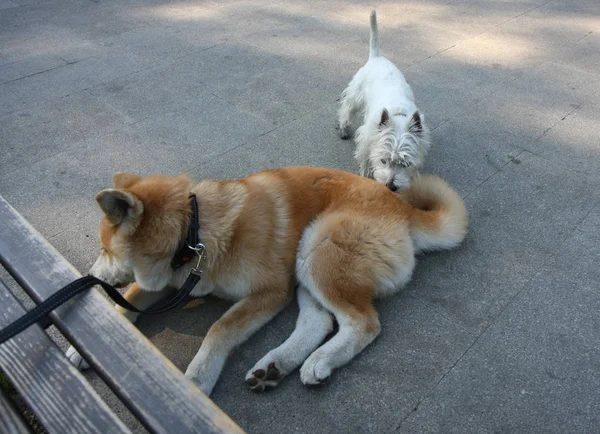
[399,175,468,253]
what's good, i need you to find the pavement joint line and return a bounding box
[185,103,328,175]
[426,48,589,148]
[539,101,583,138]
[0,59,69,85]
[0,41,221,118]
[460,148,528,201]
[575,31,594,43]
[520,146,600,178]
[406,0,553,71]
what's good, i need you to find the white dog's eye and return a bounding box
[380,159,387,165]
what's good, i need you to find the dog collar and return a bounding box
[171,193,204,269]
[393,111,407,117]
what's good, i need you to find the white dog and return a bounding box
[338,10,431,191]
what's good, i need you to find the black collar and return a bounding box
[171,193,202,269]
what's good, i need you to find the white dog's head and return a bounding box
[366,109,430,191]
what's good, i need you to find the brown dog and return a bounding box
[66,167,467,395]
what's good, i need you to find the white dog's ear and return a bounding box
[96,189,144,226]
[379,108,390,127]
[408,110,424,136]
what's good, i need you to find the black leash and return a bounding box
[0,194,205,346]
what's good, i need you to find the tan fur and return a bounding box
[87,167,467,394]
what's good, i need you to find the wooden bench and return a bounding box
[0,195,245,434]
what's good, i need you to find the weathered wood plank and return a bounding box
[0,387,32,434]
[0,280,131,434]
[0,195,244,434]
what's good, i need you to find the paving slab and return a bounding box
[189,104,355,180]
[398,202,600,434]
[409,152,600,333]
[86,40,293,124]
[0,90,133,175]
[0,92,273,238]
[1,49,159,109]
[212,59,345,126]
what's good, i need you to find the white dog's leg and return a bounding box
[300,305,380,386]
[245,286,334,391]
[338,70,366,140]
[353,125,372,177]
[338,88,360,140]
[185,288,291,395]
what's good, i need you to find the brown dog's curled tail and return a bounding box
[399,175,468,253]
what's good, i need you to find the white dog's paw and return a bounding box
[300,354,332,386]
[336,121,351,140]
[338,126,351,140]
[245,361,284,392]
[66,346,90,370]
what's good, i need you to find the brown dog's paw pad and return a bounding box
[246,361,285,392]
[266,363,281,380]
[246,376,266,392]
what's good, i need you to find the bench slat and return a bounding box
[0,280,131,434]
[0,195,244,434]
[0,388,32,434]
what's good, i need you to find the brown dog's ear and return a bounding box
[379,108,390,127]
[113,172,142,189]
[96,189,143,226]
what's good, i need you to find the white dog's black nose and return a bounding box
[387,183,398,191]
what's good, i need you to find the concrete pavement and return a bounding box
[1,0,600,432]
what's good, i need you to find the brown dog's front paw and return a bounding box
[245,362,282,392]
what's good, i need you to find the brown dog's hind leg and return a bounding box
[245,286,334,392]
[299,293,380,386]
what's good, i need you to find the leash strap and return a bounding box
[0,273,202,345]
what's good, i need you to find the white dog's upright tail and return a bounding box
[400,175,468,253]
[369,10,381,58]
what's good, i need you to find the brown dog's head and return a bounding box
[89,172,191,291]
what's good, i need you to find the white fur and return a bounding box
[338,10,431,191]
[244,286,334,390]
